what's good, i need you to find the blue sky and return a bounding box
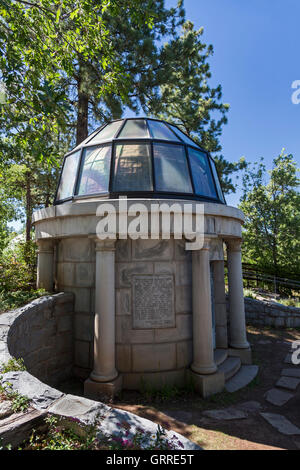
[161,0,300,206]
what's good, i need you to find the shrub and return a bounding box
[0,289,47,313]
[20,416,183,450]
[0,240,37,292]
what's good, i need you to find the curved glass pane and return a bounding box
[168,124,199,147]
[113,143,153,191]
[118,119,149,139]
[71,128,101,152]
[88,120,122,144]
[210,158,225,203]
[188,148,217,198]
[148,120,180,141]
[77,145,111,196]
[153,143,193,193]
[56,150,81,200]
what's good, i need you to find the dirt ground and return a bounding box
[111,326,300,450]
[59,326,300,450]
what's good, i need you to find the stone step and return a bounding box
[214,349,228,366]
[225,365,259,393]
[218,357,241,381]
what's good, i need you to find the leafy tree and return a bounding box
[214,155,247,195]
[147,21,228,153]
[239,150,300,277]
[0,183,15,251]
[0,240,37,292]
[0,126,69,241]
[0,0,246,247]
[145,20,246,194]
[0,0,185,240]
[0,0,185,146]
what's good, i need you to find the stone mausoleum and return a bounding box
[33,118,254,399]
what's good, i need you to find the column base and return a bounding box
[228,347,252,365]
[84,374,123,401]
[191,363,218,375]
[90,370,118,382]
[187,369,225,398]
[229,340,250,349]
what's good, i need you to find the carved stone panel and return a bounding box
[132,275,175,329]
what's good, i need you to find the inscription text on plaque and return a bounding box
[132,275,175,329]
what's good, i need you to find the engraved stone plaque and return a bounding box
[132,275,175,329]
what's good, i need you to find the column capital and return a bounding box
[225,238,242,252]
[36,238,55,254]
[90,237,116,252]
[190,236,216,252]
[202,237,212,251]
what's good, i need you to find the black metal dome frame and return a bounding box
[54,117,226,205]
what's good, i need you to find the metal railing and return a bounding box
[225,261,300,293]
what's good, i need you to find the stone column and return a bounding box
[226,239,249,350]
[189,239,224,397]
[36,239,55,292]
[84,239,122,399]
[191,240,217,375]
[212,260,228,349]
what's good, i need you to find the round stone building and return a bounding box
[33,118,253,399]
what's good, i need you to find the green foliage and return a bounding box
[22,415,182,450]
[140,380,181,402]
[214,155,247,195]
[0,237,47,313]
[0,0,186,237]
[147,20,229,153]
[239,150,300,277]
[10,391,30,413]
[0,359,30,414]
[0,290,46,313]
[0,0,184,148]
[25,415,100,450]
[0,240,37,293]
[0,357,26,373]
[243,288,257,299]
[0,182,16,252]
[0,0,245,247]
[276,298,300,308]
[139,377,196,403]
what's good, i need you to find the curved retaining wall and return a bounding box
[244,297,300,328]
[1,293,74,386]
[0,294,200,450]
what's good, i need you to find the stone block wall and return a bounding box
[2,293,74,386]
[57,237,194,386]
[244,297,300,328]
[115,238,193,389]
[56,238,95,378]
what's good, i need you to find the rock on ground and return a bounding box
[0,371,63,410]
[0,400,13,419]
[276,376,300,391]
[260,413,300,436]
[264,388,294,406]
[281,368,300,379]
[235,401,262,413]
[202,408,247,421]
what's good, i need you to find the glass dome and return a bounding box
[55,118,226,204]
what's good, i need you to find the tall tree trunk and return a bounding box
[25,172,31,242]
[76,62,89,145]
